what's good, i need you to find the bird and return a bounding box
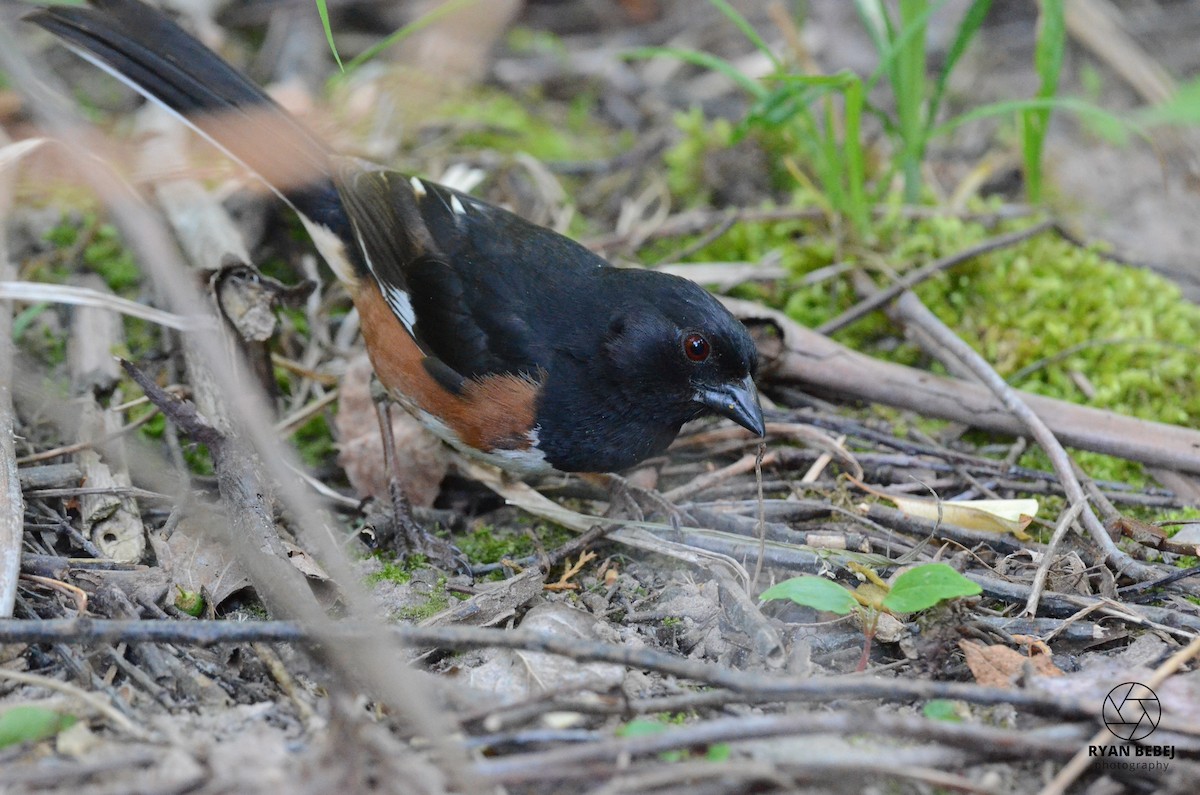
[28,0,766,477]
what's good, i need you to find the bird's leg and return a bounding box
[370,379,469,573]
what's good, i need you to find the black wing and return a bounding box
[332,157,609,383]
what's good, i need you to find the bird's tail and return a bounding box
[27,0,347,237]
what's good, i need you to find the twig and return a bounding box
[16,405,165,465]
[275,388,339,434]
[662,450,777,502]
[888,289,1158,581]
[0,133,25,617]
[23,486,173,501]
[1118,563,1200,599]
[19,573,88,613]
[0,617,1115,716]
[1024,500,1086,616]
[652,211,738,263]
[460,458,753,591]
[817,220,1054,335]
[473,711,1084,785]
[972,572,1200,637]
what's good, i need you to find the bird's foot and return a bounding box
[372,378,469,574]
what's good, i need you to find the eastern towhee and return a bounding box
[29,0,766,476]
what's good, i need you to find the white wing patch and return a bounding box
[449,194,467,216]
[382,284,417,336]
[346,222,416,336]
[409,177,427,198]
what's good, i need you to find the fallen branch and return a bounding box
[724,298,1200,475]
[0,617,1114,717]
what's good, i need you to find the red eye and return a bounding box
[683,333,710,362]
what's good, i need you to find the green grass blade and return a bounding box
[1138,75,1200,126]
[926,0,994,130]
[894,0,929,201]
[341,0,479,76]
[861,0,944,95]
[314,0,344,72]
[933,96,1141,145]
[704,0,781,68]
[1022,0,1065,201]
[852,0,893,59]
[843,78,869,233]
[624,46,767,98]
[819,94,846,212]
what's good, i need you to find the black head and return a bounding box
[600,270,765,437]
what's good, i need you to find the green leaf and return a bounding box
[706,743,732,761]
[882,563,981,613]
[12,302,50,341]
[760,576,858,615]
[922,699,963,722]
[174,586,205,618]
[616,719,668,739]
[0,706,77,749]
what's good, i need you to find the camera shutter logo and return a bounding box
[1102,683,1161,742]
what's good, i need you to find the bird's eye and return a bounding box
[683,333,711,362]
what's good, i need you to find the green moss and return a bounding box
[366,553,428,585]
[183,444,214,477]
[395,576,451,622]
[12,304,67,366]
[457,524,534,564]
[136,408,167,440]
[438,91,621,163]
[506,27,568,58]
[291,414,336,468]
[84,223,141,292]
[41,213,141,293]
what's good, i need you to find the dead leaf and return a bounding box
[281,540,329,581]
[854,477,1037,540]
[336,355,449,506]
[151,516,251,610]
[959,639,1064,687]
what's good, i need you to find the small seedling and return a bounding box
[0,706,77,749]
[616,718,731,762]
[760,562,981,670]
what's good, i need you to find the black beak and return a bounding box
[696,374,766,437]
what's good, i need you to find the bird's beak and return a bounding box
[696,374,766,437]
